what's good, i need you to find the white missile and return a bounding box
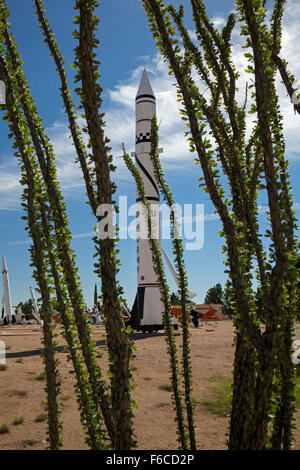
[131,69,165,332]
[162,247,197,300]
[93,306,102,325]
[0,80,5,105]
[1,253,13,324]
[30,286,43,326]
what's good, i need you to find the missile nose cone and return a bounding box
[2,253,7,270]
[136,68,155,99]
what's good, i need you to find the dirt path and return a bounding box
[0,320,299,450]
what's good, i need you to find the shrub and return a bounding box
[0,424,9,434]
[159,384,173,392]
[200,376,232,417]
[13,417,24,426]
[35,413,47,423]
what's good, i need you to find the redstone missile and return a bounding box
[131,70,165,332]
[1,253,13,324]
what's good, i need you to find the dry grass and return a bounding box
[199,376,232,418]
[13,417,24,426]
[35,414,47,423]
[32,371,46,381]
[158,384,173,392]
[0,424,9,434]
[0,322,300,450]
[10,390,27,398]
[22,439,38,448]
[61,394,71,401]
[296,376,300,408]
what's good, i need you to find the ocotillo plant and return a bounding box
[142,0,299,450]
[149,116,196,449]
[0,54,62,450]
[37,198,108,449]
[0,40,108,452]
[236,0,298,450]
[1,0,137,450]
[266,0,300,117]
[73,0,135,449]
[122,146,188,449]
[32,0,98,214]
[33,0,136,449]
[0,0,109,448]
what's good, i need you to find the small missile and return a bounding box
[30,287,43,326]
[0,80,5,105]
[2,253,13,324]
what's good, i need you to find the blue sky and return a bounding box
[1,0,300,308]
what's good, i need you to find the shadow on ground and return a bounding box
[5,332,167,359]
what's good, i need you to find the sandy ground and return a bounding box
[0,320,299,450]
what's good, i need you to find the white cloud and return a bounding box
[8,239,31,246]
[211,16,226,28]
[1,0,300,211]
[0,157,22,211]
[47,121,86,191]
[8,230,97,246]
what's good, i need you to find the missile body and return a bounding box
[131,70,164,331]
[2,253,13,324]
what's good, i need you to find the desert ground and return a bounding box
[0,320,299,450]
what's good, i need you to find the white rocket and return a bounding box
[30,286,43,326]
[131,70,165,332]
[1,253,14,324]
[162,247,197,300]
[0,80,5,105]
